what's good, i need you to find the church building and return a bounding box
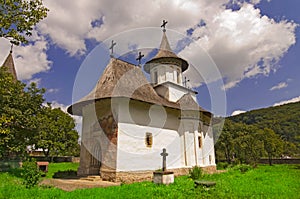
[68,24,216,182]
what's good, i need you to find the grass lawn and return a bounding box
[0,163,299,199]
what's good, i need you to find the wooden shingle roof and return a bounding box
[68,58,210,117]
[144,31,188,73]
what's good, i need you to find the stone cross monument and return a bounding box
[160,148,168,172]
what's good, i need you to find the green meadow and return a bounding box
[0,163,299,199]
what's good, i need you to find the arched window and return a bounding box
[177,68,180,84]
[153,70,158,84]
[198,134,202,148]
[145,132,153,148]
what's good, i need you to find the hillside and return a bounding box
[229,102,300,144]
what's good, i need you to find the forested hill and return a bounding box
[229,102,300,144]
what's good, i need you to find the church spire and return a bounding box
[1,46,18,80]
[144,21,188,74]
[159,31,173,53]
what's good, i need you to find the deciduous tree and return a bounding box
[0,67,45,158]
[34,105,79,158]
[0,0,48,45]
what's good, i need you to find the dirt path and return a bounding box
[40,178,121,191]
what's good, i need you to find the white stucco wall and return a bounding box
[116,122,184,171]
[168,85,196,102]
[79,98,215,174]
[201,125,216,166]
[150,64,182,86]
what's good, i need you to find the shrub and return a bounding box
[21,159,41,188]
[189,166,203,180]
[231,164,253,173]
[217,162,229,170]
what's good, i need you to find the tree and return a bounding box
[0,0,49,45]
[0,67,45,158]
[34,105,79,158]
[229,101,300,154]
[258,128,284,165]
[234,124,263,166]
[215,120,237,164]
[216,120,264,166]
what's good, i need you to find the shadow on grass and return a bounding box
[52,170,79,179]
[291,165,300,170]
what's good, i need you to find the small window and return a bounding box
[153,71,158,84]
[177,69,180,84]
[209,155,212,164]
[198,135,202,148]
[145,132,153,148]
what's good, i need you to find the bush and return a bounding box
[217,162,229,170]
[231,164,253,173]
[21,159,41,188]
[189,166,203,180]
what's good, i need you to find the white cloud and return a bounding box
[181,3,297,90]
[0,34,52,81]
[269,82,288,91]
[27,78,42,87]
[231,110,246,116]
[47,88,59,93]
[1,0,297,88]
[273,96,300,107]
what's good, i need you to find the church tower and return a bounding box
[1,48,18,80]
[144,26,196,102]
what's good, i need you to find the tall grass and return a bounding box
[0,164,299,199]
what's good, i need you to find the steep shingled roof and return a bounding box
[67,58,211,116]
[1,51,17,80]
[68,58,178,115]
[144,31,188,73]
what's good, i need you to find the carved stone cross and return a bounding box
[161,20,168,32]
[136,51,144,65]
[160,148,168,172]
[109,40,117,57]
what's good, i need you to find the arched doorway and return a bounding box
[89,143,101,175]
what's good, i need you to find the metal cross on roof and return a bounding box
[161,20,168,32]
[136,51,144,66]
[109,40,117,57]
[10,44,13,53]
[183,76,190,88]
[160,148,168,172]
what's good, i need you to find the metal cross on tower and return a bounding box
[10,44,13,53]
[183,76,190,88]
[109,40,117,57]
[161,20,168,32]
[160,148,168,172]
[136,51,144,66]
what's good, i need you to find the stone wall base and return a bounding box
[200,165,217,174]
[100,165,216,183]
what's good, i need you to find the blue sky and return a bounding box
[0,0,299,121]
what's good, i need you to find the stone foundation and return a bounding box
[99,166,216,183]
[201,165,217,174]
